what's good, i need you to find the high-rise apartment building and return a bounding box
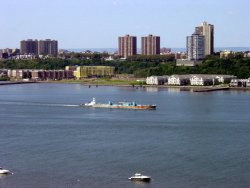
[20,39,38,55]
[20,39,58,56]
[195,21,214,56]
[141,35,160,55]
[118,35,137,58]
[186,34,205,60]
[38,39,58,56]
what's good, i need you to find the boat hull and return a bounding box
[129,177,151,182]
[80,104,156,110]
[0,170,11,175]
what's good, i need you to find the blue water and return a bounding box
[0,84,250,188]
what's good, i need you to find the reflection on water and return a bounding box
[129,181,151,187]
[144,87,159,92]
[167,87,181,93]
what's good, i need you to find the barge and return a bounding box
[80,98,156,110]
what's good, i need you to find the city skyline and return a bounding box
[1,0,250,49]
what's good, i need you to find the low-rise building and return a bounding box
[75,66,115,80]
[214,75,236,83]
[190,74,236,86]
[190,75,214,86]
[168,75,191,85]
[230,79,248,87]
[8,69,73,80]
[247,78,250,87]
[8,69,31,80]
[176,59,202,66]
[31,70,74,80]
[0,69,8,77]
[146,76,169,85]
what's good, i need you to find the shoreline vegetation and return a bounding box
[0,54,250,78]
[1,79,250,91]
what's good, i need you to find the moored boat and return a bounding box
[0,167,12,175]
[80,98,156,110]
[128,173,151,182]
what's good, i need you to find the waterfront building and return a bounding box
[189,74,236,86]
[38,39,58,56]
[20,39,38,55]
[214,75,236,83]
[190,75,214,86]
[230,79,249,87]
[168,75,191,85]
[195,21,214,56]
[247,78,250,87]
[141,35,160,55]
[118,35,137,58]
[7,69,73,81]
[146,76,169,85]
[8,69,31,80]
[0,69,8,77]
[75,66,115,79]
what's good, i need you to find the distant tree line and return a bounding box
[0,55,249,78]
[126,54,175,62]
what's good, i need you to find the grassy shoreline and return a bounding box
[1,79,250,90]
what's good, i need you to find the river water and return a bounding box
[0,83,250,188]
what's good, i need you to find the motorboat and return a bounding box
[0,167,12,175]
[128,173,151,182]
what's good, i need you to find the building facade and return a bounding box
[38,39,58,56]
[168,75,191,85]
[118,35,137,58]
[20,39,58,56]
[195,21,214,56]
[75,66,115,79]
[186,34,205,60]
[146,76,168,85]
[7,69,74,80]
[20,39,38,55]
[141,35,160,55]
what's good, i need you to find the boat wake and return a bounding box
[0,101,79,107]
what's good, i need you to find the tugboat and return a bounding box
[128,173,151,182]
[80,98,156,110]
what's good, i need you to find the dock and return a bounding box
[0,81,37,85]
[192,87,229,92]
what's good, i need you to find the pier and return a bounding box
[192,87,230,92]
[0,81,37,86]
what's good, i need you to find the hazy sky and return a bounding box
[1,0,250,49]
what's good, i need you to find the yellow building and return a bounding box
[75,66,115,79]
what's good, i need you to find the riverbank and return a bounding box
[40,80,250,91]
[0,81,37,85]
[1,80,250,91]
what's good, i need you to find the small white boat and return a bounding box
[83,97,96,106]
[128,173,151,182]
[0,167,12,175]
